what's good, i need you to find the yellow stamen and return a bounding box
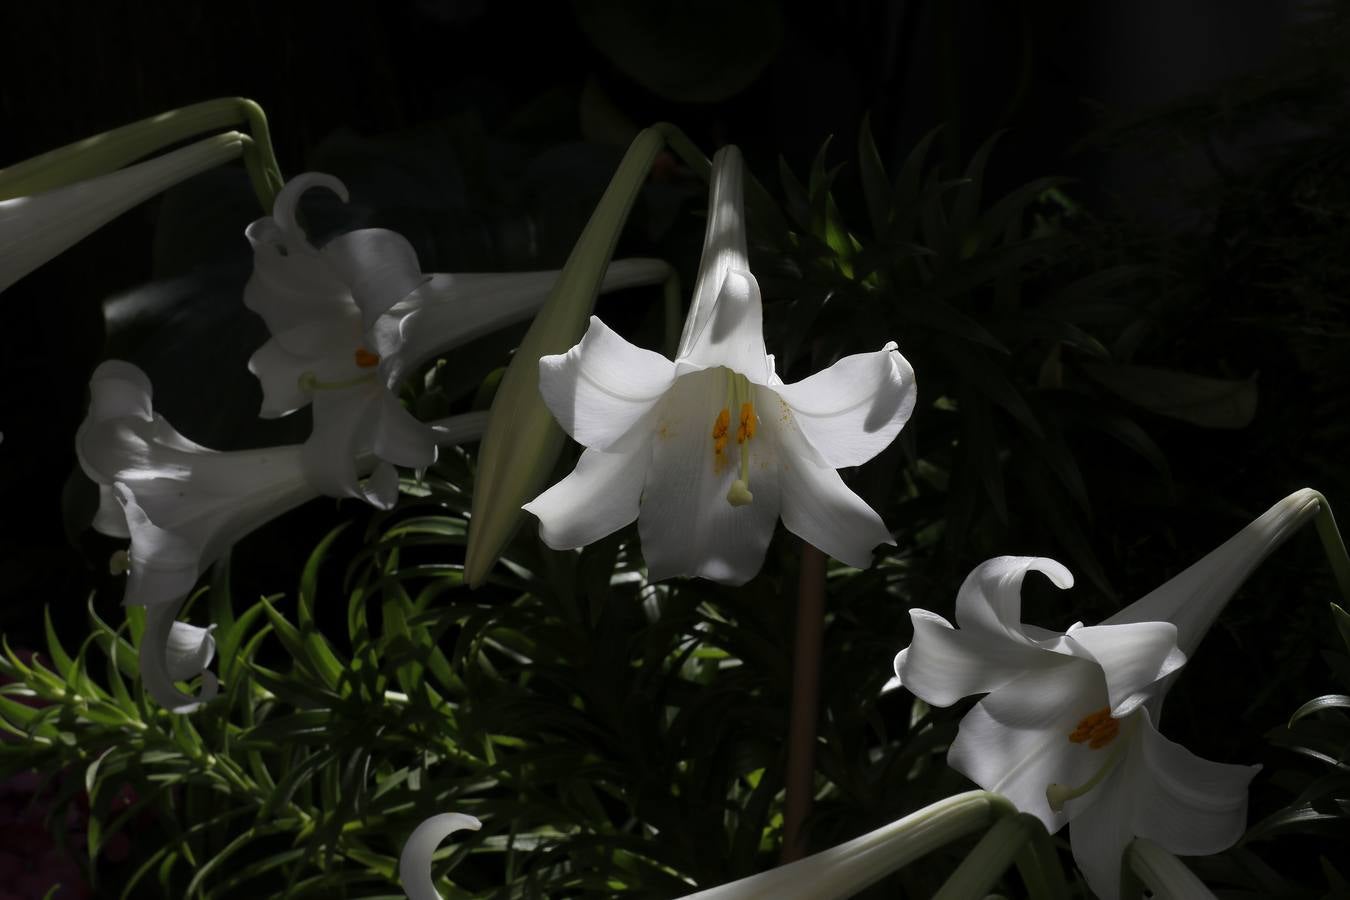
[354,346,381,368]
[299,369,378,393]
[1046,708,1132,812]
[716,371,759,506]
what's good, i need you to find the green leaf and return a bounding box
[1290,694,1350,725]
[1080,363,1258,429]
[858,113,892,241]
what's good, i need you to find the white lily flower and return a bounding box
[891,489,1322,900]
[523,146,916,584]
[1,132,245,294]
[244,172,667,509]
[76,360,487,711]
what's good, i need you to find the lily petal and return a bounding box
[139,601,220,714]
[895,609,1051,707]
[1131,708,1259,856]
[323,227,427,330]
[773,342,917,468]
[86,359,154,423]
[1067,622,1186,718]
[638,368,780,584]
[398,813,482,900]
[300,389,434,508]
[1066,760,1135,900]
[954,556,1076,647]
[948,659,1109,832]
[1103,489,1321,656]
[776,410,894,569]
[677,268,771,383]
[677,145,750,362]
[523,445,648,550]
[538,316,677,450]
[114,483,202,608]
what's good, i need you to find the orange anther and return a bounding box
[1068,706,1118,749]
[354,347,381,368]
[737,403,756,442]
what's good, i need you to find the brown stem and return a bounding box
[780,541,828,863]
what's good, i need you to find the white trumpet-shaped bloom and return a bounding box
[892,489,1323,900]
[1,132,245,294]
[524,146,916,585]
[76,360,488,711]
[244,173,667,509]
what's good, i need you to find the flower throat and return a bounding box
[712,370,757,507]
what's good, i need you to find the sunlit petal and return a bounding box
[773,342,917,468]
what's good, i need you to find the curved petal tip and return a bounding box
[399,812,483,900]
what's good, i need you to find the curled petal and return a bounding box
[139,601,219,714]
[538,316,676,450]
[954,556,1075,648]
[524,445,648,549]
[398,813,482,900]
[87,360,154,423]
[895,609,1047,708]
[773,343,917,469]
[271,172,349,239]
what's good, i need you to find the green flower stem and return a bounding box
[684,790,1015,899]
[1311,490,1350,603]
[0,96,282,211]
[930,812,1038,900]
[1012,816,1069,900]
[464,127,667,587]
[1125,838,1217,900]
[780,542,827,863]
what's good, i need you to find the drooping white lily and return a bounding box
[244,172,668,509]
[76,360,488,711]
[1,132,245,295]
[398,792,1012,900]
[523,146,916,585]
[892,489,1323,900]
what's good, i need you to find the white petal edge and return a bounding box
[677,146,749,361]
[772,342,917,469]
[398,813,482,900]
[139,601,219,714]
[894,609,1052,708]
[954,556,1075,649]
[1066,621,1186,718]
[537,316,676,450]
[1130,707,1259,856]
[523,445,648,550]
